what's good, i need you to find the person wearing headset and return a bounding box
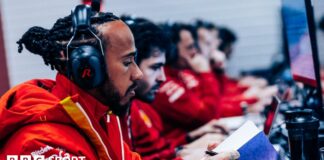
[0,5,143,160]
[0,4,239,160]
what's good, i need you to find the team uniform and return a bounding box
[0,74,141,160]
[216,74,259,117]
[125,99,184,160]
[151,66,259,142]
[152,66,220,142]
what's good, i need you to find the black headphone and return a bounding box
[66,4,106,89]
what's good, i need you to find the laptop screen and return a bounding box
[263,96,280,135]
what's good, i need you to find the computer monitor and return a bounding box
[282,0,324,119]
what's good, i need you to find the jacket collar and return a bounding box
[52,74,109,121]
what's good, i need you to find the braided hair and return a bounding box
[17,12,119,71]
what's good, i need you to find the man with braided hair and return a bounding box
[0,6,143,160]
[0,4,240,159]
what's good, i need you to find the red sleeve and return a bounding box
[194,72,221,118]
[153,72,219,130]
[215,73,261,117]
[216,73,248,96]
[0,123,98,160]
[219,95,259,117]
[0,122,141,160]
[219,98,243,117]
[124,142,142,160]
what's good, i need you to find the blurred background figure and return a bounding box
[151,22,222,144]
[218,27,237,60]
[123,16,231,160]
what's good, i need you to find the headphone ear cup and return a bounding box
[69,45,106,89]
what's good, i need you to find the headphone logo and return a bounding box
[82,68,92,78]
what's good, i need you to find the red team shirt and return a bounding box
[127,100,184,160]
[216,74,259,117]
[0,74,141,160]
[151,66,258,142]
[0,68,259,160]
[152,67,220,142]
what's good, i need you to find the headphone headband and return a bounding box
[66,4,106,89]
[72,5,92,33]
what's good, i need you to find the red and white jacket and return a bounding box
[0,74,141,160]
[125,99,185,160]
[152,67,220,142]
[215,73,259,117]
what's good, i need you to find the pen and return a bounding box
[205,150,218,156]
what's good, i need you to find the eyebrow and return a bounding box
[151,62,165,67]
[122,51,137,59]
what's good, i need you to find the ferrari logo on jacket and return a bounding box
[139,109,152,128]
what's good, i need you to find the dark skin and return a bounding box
[88,20,143,115]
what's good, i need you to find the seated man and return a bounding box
[124,18,236,160]
[0,5,238,160]
[197,23,277,116]
[150,23,223,143]
[217,26,278,113]
[194,20,258,117]
[0,5,144,159]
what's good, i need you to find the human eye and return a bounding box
[150,64,162,71]
[123,58,132,67]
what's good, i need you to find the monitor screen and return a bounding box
[282,0,317,87]
[282,0,324,119]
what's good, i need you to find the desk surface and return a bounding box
[218,113,265,132]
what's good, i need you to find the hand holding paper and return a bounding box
[214,121,279,160]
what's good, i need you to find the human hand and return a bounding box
[243,85,278,99]
[246,98,272,113]
[209,50,226,70]
[200,151,240,160]
[201,143,240,160]
[239,76,268,88]
[183,133,225,150]
[185,54,211,73]
[188,119,229,140]
[259,85,278,99]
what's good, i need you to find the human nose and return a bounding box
[131,63,143,81]
[157,67,166,82]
